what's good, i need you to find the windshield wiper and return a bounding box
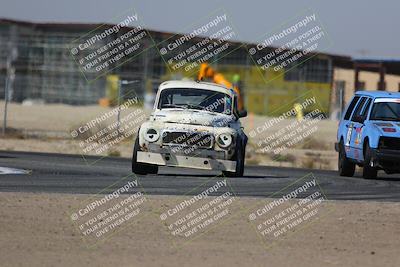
[162,104,185,109]
[371,116,400,121]
[186,104,207,111]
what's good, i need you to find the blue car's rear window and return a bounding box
[344,96,360,120]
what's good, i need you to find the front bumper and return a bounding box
[137,151,236,172]
[370,148,400,171]
[372,149,400,162]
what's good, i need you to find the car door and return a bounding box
[340,95,360,158]
[349,97,372,161]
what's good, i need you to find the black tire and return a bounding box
[132,136,158,175]
[223,141,245,177]
[338,140,355,177]
[363,141,378,179]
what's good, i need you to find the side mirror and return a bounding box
[238,109,248,118]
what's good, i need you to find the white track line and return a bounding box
[0,167,30,175]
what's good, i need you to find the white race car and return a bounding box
[132,80,248,176]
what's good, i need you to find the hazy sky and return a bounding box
[1,0,398,58]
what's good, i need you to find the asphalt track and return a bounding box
[1,150,400,201]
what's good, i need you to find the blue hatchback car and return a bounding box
[336,91,400,179]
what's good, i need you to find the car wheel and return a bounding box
[363,141,378,179]
[132,136,158,175]
[338,140,355,177]
[223,141,245,177]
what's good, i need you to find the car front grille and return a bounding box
[162,131,213,148]
[379,137,400,150]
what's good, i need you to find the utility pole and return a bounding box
[3,46,17,136]
[3,72,9,136]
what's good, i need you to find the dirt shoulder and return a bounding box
[0,192,399,267]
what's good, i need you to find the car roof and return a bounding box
[355,90,400,98]
[159,80,235,97]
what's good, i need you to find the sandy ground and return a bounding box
[0,192,399,267]
[0,138,133,158]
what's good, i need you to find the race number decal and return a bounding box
[345,123,353,146]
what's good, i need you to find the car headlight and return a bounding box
[144,128,160,142]
[216,133,233,148]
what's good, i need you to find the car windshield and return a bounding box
[158,88,232,114]
[370,100,400,121]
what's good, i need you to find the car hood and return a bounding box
[370,121,400,137]
[150,109,235,127]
